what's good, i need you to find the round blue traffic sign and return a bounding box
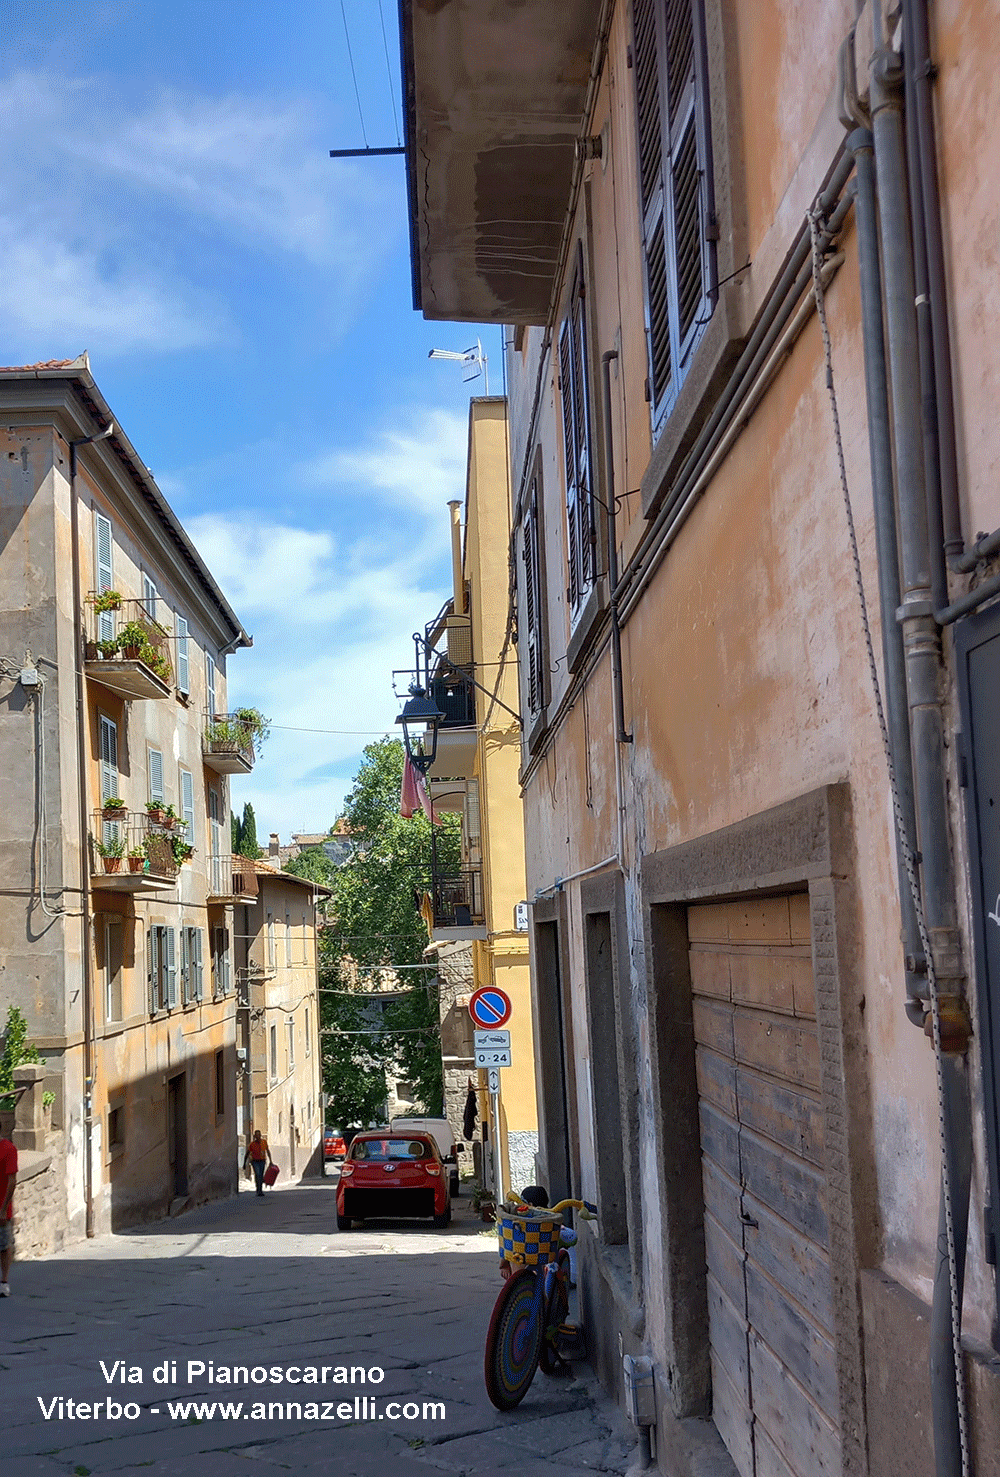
[469,986,512,1029]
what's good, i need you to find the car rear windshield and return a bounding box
[351,1139,432,1161]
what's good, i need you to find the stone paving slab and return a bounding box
[0,1180,637,1476]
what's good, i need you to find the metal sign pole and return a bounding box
[488,1067,504,1204]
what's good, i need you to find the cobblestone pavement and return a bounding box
[0,1178,638,1476]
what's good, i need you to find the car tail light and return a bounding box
[340,1165,354,1177]
[424,1163,441,1176]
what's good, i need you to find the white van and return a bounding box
[390,1117,460,1196]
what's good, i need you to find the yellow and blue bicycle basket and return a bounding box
[497,1208,563,1267]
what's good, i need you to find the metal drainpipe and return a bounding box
[869,50,972,1477]
[847,130,924,1022]
[906,0,963,564]
[68,427,111,1237]
[601,349,632,746]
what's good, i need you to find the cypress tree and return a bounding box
[240,802,261,859]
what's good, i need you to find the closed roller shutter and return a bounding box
[689,895,840,1477]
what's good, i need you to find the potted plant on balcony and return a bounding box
[161,804,179,831]
[233,707,270,755]
[117,621,149,660]
[128,845,147,874]
[101,796,127,819]
[206,717,241,753]
[171,837,194,865]
[92,589,122,614]
[95,834,126,872]
[145,800,167,826]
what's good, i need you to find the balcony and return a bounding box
[207,854,259,903]
[430,868,486,941]
[83,598,173,700]
[203,713,256,775]
[90,812,179,892]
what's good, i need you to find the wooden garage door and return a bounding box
[689,895,840,1477]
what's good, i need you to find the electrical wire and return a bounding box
[340,0,369,148]
[808,206,971,1477]
[376,0,401,146]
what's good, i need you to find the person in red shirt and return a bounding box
[242,1129,272,1197]
[0,1123,16,1296]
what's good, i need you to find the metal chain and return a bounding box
[807,205,971,1477]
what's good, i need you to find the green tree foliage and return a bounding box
[284,846,336,888]
[231,811,241,853]
[320,990,394,1130]
[236,802,261,859]
[0,1005,41,1110]
[320,738,461,1123]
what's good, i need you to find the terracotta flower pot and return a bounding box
[122,645,142,660]
[146,808,165,825]
[102,805,126,819]
[103,856,123,873]
[128,856,145,873]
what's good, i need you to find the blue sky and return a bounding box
[0,0,499,837]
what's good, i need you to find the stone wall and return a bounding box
[6,1062,69,1259]
[435,942,475,1161]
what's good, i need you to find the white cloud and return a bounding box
[0,69,391,359]
[184,406,470,834]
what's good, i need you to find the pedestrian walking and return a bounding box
[243,1129,272,1197]
[0,1120,16,1295]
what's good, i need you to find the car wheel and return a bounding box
[433,1208,451,1229]
[336,1214,352,1231]
[449,1173,460,1198]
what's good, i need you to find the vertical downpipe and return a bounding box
[869,49,972,1477]
[69,440,96,1238]
[449,500,464,616]
[847,130,924,1021]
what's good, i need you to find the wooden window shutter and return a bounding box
[165,928,178,1008]
[632,0,714,433]
[559,252,594,619]
[148,747,164,803]
[180,767,195,844]
[176,616,190,694]
[522,487,541,715]
[99,715,118,803]
[95,513,115,642]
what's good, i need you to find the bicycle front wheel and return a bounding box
[484,1266,543,1410]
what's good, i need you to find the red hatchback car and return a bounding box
[336,1131,451,1231]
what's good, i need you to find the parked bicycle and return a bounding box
[483,1196,597,1410]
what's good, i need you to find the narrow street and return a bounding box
[1,1179,636,1477]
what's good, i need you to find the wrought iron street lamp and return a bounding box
[395,685,444,776]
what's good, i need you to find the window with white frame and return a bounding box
[269,1023,277,1080]
[103,914,124,1021]
[558,249,595,622]
[148,925,177,1011]
[212,925,231,996]
[94,512,115,643]
[206,652,217,717]
[142,572,159,622]
[267,911,275,970]
[99,714,119,806]
[181,927,203,1004]
[287,1018,295,1071]
[176,615,190,695]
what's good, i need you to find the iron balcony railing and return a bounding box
[85,597,173,686]
[203,712,256,771]
[432,867,484,929]
[90,811,180,882]
[208,854,259,900]
[431,673,475,728]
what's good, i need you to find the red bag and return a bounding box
[263,1163,279,1187]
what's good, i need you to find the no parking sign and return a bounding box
[468,986,512,1029]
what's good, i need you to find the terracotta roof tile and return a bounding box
[0,357,82,372]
